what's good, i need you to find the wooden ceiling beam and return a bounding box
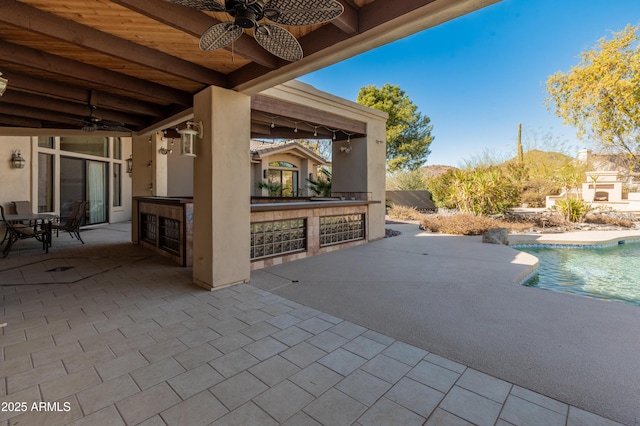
[300,1,441,56]
[111,0,279,69]
[251,114,335,138]
[230,0,446,91]
[252,128,332,140]
[3,71,166,117]
[0,0,226,87]
[0,113,42,128]
[252,95,366,135]
[0,91,148,127]
[359,0,437,33]
[0,103,82,127]
[333,0,359,34]
[0,40,192,106]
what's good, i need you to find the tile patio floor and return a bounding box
[0,223,625,425]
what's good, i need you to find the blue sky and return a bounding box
[298,0,640,167]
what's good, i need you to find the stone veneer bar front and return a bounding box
[250,199,378,270]
[135,197,379,270]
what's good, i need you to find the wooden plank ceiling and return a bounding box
[0,0,496,138]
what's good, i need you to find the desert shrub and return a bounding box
[388,205,424,221]
[503,211,567,228]
[555,198,588,222]
[583,213,635,228]
[520,178,561,207]
[428,167,521,215]
[426,170,457,209]
[420,214,531,235]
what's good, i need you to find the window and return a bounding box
[37,153,54,212]
[269,161,296,168]
[60,136,108,157]
[113,137,122,159]
[38,136,55,149]
[267,161,299,196]
[113,163,122,207]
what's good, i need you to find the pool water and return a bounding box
[517,241,640,307]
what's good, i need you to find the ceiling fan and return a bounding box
[164,0,344,62]
[77,105,131,132]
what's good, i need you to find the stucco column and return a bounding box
[131,134,153,243]
[260,158,269,196]
[192,86,251,290]
[331,128,386,241]
[151,131,169,197]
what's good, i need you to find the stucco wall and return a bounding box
[0,136,32,211]
[168,152,194,197]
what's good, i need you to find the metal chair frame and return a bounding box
[0,205,49,258]
[52,200,87,244]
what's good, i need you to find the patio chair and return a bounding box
[52,200,87,244]
[0,205,48,258]
[12,200,33,215]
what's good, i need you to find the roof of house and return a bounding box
[250,140,328,165]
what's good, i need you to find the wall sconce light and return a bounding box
[177,121,202,157]
[340,137,352,154]
[11,150,25,169]
[125,154,133,177]
[0,72,7,96]
[263,169,268,179]
[158,135,173,155]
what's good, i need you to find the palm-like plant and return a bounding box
[307,169,332,197]
[448,167,521,215]
[257,179,283,197]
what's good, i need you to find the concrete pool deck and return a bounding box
[253,224,640,425]
[510,229,640,246]
[0,222,638,425]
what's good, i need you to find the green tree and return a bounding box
[298,139,332,161]
[386,169,430,191]
[357,83,434,172]
[546,25,640,171]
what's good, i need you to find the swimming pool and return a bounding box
[517,241,640,307]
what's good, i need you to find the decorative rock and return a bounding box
[482,228,509,245]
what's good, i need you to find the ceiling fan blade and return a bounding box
[82,124,98,132]
[101,124,132,132]
[264,0,343,26]
[162,0,225,12]
[200,22,244,51]
[254,23,303,62]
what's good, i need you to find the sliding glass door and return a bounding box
[88,161,106,223]
[60,157,108,225]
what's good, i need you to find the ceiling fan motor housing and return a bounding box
[227,0,265,28]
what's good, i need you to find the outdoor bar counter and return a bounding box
[249,197,380,270]
[135,197,194,266]
[134,196,379,269]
